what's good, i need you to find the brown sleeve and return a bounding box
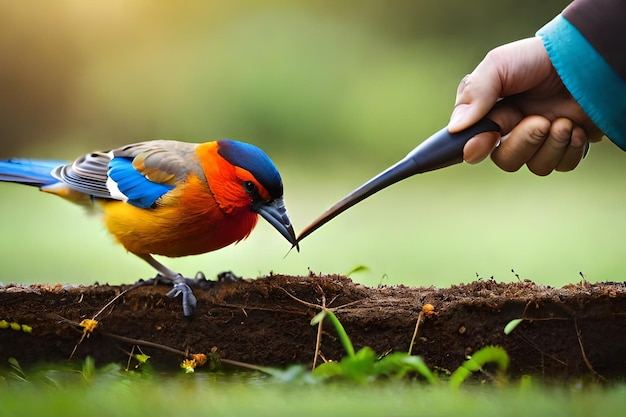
[563,0,626,81]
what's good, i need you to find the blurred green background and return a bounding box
[1,0,624,289]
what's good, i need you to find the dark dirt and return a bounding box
[1,274,625,381]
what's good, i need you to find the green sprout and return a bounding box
[449,346,509,388]
[346,265,370,277]
[310,310,435,383]
[311,310,355,357]
[504,318,524,335]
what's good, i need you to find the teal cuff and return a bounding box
[537,15,626,151]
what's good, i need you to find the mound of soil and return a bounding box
[1,274,625,380]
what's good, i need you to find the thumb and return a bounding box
[448,70,502,133]
[449,69,503,163]
[449,37,550,133]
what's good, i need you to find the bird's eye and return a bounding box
[243,181,257,193]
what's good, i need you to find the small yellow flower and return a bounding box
[79,319,99,334]
[181,359,197,373]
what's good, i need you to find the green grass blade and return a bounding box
[449,346,509,388]
[324,311,355,357]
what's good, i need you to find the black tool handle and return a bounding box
[406,117,500,174]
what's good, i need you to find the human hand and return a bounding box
[448,37,602,175]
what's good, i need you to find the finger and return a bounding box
[461,103,525,164]
[491,115,551,172]
[526,118,575,176]
[463,132,501,164]
[555,125,587,172]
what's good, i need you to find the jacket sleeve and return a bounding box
[536,0,626,150]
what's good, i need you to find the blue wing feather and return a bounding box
[108,157,174,208]
[0,159,67,187]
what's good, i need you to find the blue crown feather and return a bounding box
[217,140,283,198]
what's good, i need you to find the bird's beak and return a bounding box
[297,118,499,243]
[254,197,299,251]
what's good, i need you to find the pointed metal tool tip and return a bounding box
[296,118,500,243]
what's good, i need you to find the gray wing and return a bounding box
[51,151,112,198]
[112,140,205,184]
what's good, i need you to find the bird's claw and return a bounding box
[166,282,197,317]
[217,270,242,282]
[136,270,236,316]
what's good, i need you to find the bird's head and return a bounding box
[198,140,298,249]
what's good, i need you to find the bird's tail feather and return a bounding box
[0,159,66,187]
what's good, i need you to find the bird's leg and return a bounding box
[136,253,197,317]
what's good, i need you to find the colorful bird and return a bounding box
[0,139,298,316]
